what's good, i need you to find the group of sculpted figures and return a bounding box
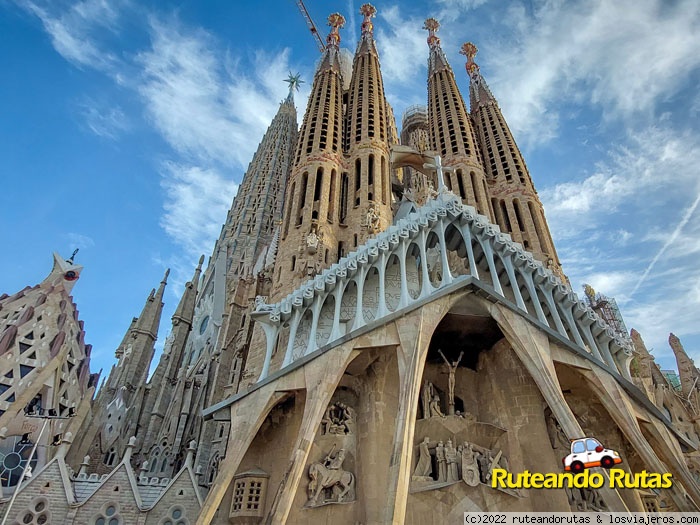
[320,402,355,435]
[412,436,508,488]
[307,402,357,507]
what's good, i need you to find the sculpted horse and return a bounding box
[307,463,355,505]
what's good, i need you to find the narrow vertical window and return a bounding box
[297,172,308,226]
[328,169,337,222]
[381,156,387,205]
[340,173,349,223]
[283,181,295,239]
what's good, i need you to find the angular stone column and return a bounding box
[488,302,629,511]
[582,367,700,510]
[643,417,700,510]
[383,297,451,524]
[195,386,287,525]
[265,343,357,524]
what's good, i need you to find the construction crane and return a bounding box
[295,0,326,52]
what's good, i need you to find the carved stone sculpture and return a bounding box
[436,441,447,482]
[421,380,434,419]
[307,448,355,507]
[438,349,464,415]
[445,439,459,482]
[320,403,355,435]
[429,394,445,418]
[412,437,433,482]
[461,442,480,487]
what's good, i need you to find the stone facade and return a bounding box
[2,4,700,525]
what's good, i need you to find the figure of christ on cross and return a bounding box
[438,349,464,415]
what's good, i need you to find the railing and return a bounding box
[253,190,633,382]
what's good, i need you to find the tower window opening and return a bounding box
[500,200,513,232]
[337,242,345,262]
[291,256,296,271]
[328,169,337,223]
[456,169,466,199]
[381,156,387,205]
[368,155,374,186]
[513,199,525,232]
[297,172,308,226]
[313,167,323,202]
[340,173,349,224]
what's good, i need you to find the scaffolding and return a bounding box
[583,284,630,342]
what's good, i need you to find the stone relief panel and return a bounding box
[384,255,402,312]
[320,403,355,436]
[307,389,358,509]
[306,447,356,507]
[405,244,422,300]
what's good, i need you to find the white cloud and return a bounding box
[481,0,700,144]
[136,19,304,168]
[65,232,95,251]
[77,98,129,139]
[16,0,124,72]
[629,193,700,297]
[376,6,429,112]
[159,163,238,258]
[541,125,700,238]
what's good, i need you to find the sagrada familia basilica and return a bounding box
[2,4,700,524]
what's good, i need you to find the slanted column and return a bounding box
[383,297,451,523]
[583,367,700,510]
[460,223,480,278]
[478,235,504,296]
[417,229,432,298]
[283,309,303,367]
[377,252,389,318]
[196,387,287,525]
[305,294,324,356]
[329,284,344,341]
[265,343,356,524]
[487,302,630,512]
[517,265,548,325]
[351,266,369,331]
[435,220,453,286]
[258,322,280,381]
[499,250,527,311]
[397,239,411,309]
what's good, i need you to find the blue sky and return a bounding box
[1,0,699,378]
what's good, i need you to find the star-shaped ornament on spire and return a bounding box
[285,72,304,93]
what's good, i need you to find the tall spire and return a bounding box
[423,19,492,219]
[273,12,347,299]
[356,3,377,53]
[460,42,497,108]
[139,256,204,455]
[217,76,299,289]
[669,333,700,403]
[106,269,168,395]
[462,42,563,276]
[423,18,449,73]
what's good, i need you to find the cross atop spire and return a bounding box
[423,18,441,49]
[360,3,376,36]
[460,42,479,77]
[326,13,346,48]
